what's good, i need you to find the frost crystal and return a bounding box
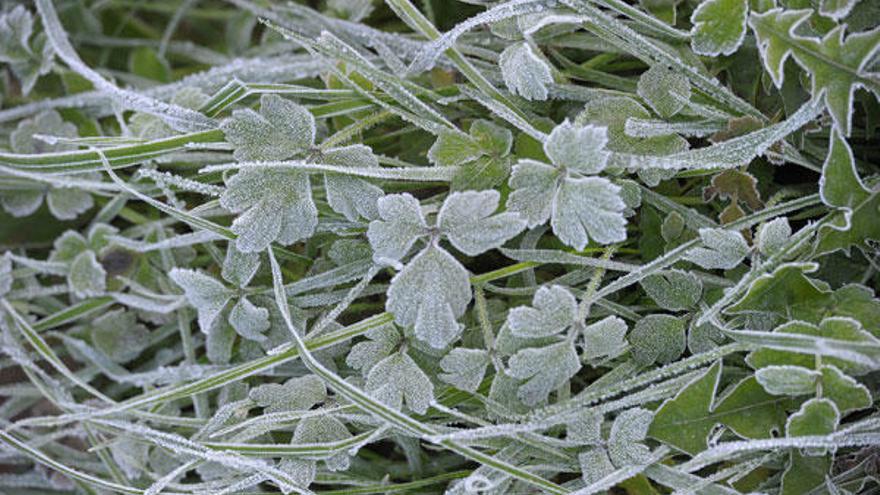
[499,41,552,101]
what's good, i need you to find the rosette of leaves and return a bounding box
[169,244,270,363]
[367,190,526,350]
[0,5,54,95]
[1,111,97,220]
[220,94,384,253]
[569,408,655,485]
[505,120,627,250]
[48,223,118,298]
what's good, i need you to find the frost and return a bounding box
[576,408,654,485]
[228,298,269,343]
[90,309,150,363]
[581,316,628,361]
[346,323,401,375]
[220,166,318,253]
[292,415,352,470]
[684,228,750,270]
[428,120,514,191]
[249,375,326,413]
[0,253,12,297]
[437,190,525,257]
[786,398,839,437]
[439,348,490,392]
[221,244,260,288]
[499,41,552,101]
[507,285,576,338]
[386,245,470,349]
[640,270,702,311]
[636,65,690,118]
[222,94,316,161]
[755,365,819,396]
[48,225,117,298]
[321,145,383,221]
[506,120,626,250]
[0,6,54,95]
[628,314,686,365]
[169,268,233,333]
[365,351,434,414]
[507,341,580,406]
[756,217,792,257]
[690,0,748,56]
[819,0,861,20]
[366,193,427,263]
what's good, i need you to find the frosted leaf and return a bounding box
[628,314,686,365]
[90,309,150,363]
[220,166,318,253]
[661,211,686,243]
[49,231,89,263]
[819,0,860,20]
[279,459,316,489]
[11,111,77,154]
[544,121,610,174]
[506,159,559,228]
[46,187,94,221]
[387,245,471,349]
[551,176,627,250]
[437,190,526,257]
[640,270,702,311]
[0,190,42,218]
[499,41,552,101]
[0,6,53,95]
[365,351,434,414]
[366,193,427,263]
[507,341,581,406]
[684,228,750,270]
[820,365,871,415]
[427,131,484,168]
[755,365,819,396]
[169,268,233,334]
[346,323,401,376]
[439,347,490,392]
[607,408,654,466]
[786,398,839,437]
[221,244,260,288]
[690,0,748,56]
[327,0,374,22]
[0,253,11,297]
[507,284,576,338]
[249,375,327,413]
[322,144,383,221]
[228,297,269,342]
[568,409,603,443]
[579,448,616,486]
[293,415,352,470]
[637,65,690,118]
[221,94,315,161]
[756,218,792,257]
[68,251,106,298]
[582,316,628,361]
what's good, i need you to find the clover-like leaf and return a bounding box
[607,408,654,466]
[366,193,427,263]
[249,375,326,414]
[221,243,260,288]
[506,159,559,228]
[786,398,839,437]
[690,0,748,56]
[346,323,401,376]
[437,190,525,257]
[582,315,628,361]
[637,65,690,118]
[507,284,576,339]
[684,228,750,270]
[69,251,107,298]
[365,351,434,414]
[552,176,627,250]
[220,166,318,253]
[544,121,610,175]
[439,347,490,392]
[507,341,580,406]
[0,6,54,95]
[221,94,315,161]
[640,270,702,311]
[321,144,384,221]
[90,309,150,363]
[755,365,820,396]
[499,41,552,101]
[292,415,352,470]
[628,314,686,365]
[228,297,269,342]
[169,268,233,334]
[820,364,871,415]
[756,217,792,257]
[387,244,471,349]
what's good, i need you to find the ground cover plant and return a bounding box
[0,0,878,493]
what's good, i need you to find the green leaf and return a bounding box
[249,375,327,413]
[640,270,702,311]
[507,341,580,406]
[68,251,106,298]
[169,268,233,334]
[649,362,792,455]
[0,6,54,94]
[365,351,434,414]
[637,65,690,118]
[346,323,401,376]
[439,347,490,392]
[727,263,828,319]
[90,309,150,363]
[690,0,748,56]
[786,398,839,437]
[427,131,483,168]
[755,365,819,396]
[819,364,871,415]
[816,129,880,255]
[749,9,880,135]
[628,314,686,365]
[683,228,750,270]
[220,166,318,253]
[129,47,171,82]
[221,94,315,161]
[781,452,831,495]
